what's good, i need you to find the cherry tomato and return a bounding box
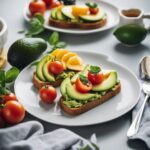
[1,93,17,104]
[39,85,57,103]
[48,61,64,75]
[88,72,104,85]
[29,0,46,16]
[42,0,53,7]
[75,78,93,93]
[89,7,99,15]
[50,0,62,9]
[0,115,5,128]
[2,101,25,124]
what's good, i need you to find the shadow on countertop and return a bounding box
[114,43,150,55]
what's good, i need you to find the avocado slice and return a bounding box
[36,55,49,81]
[61,6,76,20]
[92,71,118,92]
[43,60,55,82]
[71,65,90,83]
[79,8,106,22]
[51,8,58,19]
[56,10,66,20]
[60,77,70,97]
[66,79,98,101]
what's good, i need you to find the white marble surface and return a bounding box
[0,0,150,149]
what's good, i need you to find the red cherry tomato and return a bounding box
[2,101,25,124]
[29,0,46,16]
[48,61,64,75]
[42,0,53,7]
[89,7,99,15]
[88,72,104,85]
[39,85,57,103]
[50,0,62,9]
[75,78,93,93]
[1,93,17,104]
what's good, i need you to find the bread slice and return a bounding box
[49,18,107,29]
[33,72,63,89]
[60,83,121,116]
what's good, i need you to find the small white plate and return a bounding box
[23,0,119,34]
[14,51,141,126]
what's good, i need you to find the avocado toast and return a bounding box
[60,65,121,116]
[49,3,107,29]
[33,49,84,89]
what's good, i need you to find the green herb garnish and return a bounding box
[48,32,67,52]
[49,31,59,45]
[5,67,20,83]
[89,66,101,74]
[79,74,88,84]
[25,14,45,37]
[0,67,20,95]
[86,2,98,8]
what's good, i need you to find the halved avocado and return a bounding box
[36,55,49,81]
[66,79,98,101]
[79,8,106,22]
[92,71,118,92]
[51,8,58,19]
[61,6,76,20]
[43,60,55,82]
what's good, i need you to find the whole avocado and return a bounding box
[8,38,47,69]
[114,24,147,45]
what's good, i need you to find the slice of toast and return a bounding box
[33,72,63,89]
[60,83,121,116]
[49,18,107,29]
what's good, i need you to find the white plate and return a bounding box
[23,0,119,34]
[15,51,141,126]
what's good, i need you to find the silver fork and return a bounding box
[127,82,150,137]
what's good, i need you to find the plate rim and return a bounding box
[23,0,120,34]
[14,51,141,126]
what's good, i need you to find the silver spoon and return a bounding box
[127,56,150,137]
[127,83,150,137]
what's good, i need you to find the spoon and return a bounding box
[127,56,150,137]
[127,82,150,137]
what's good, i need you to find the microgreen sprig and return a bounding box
[89,66,101,74]
[86,2,98,8]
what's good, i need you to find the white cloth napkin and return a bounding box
[0,121,99,150]
[129,92,150,148]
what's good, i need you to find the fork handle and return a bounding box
[127,94,149,137]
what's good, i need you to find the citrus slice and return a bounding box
[72,5,89,17]
[56,49,69,60]
[50,49,61,57]
[67,55,83,71]
[61,52,77,69]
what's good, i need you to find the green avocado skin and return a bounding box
[8,38,47,69]
[114,24,147,45]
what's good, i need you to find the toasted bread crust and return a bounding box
[33,73,62,89]
[49,18,107,29]
[60,83,121,116]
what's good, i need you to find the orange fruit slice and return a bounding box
[56,49,69,60]
[72,6,89,17]
[67,55,83,71]
[50,49,61,57]
[61,52,77,69]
